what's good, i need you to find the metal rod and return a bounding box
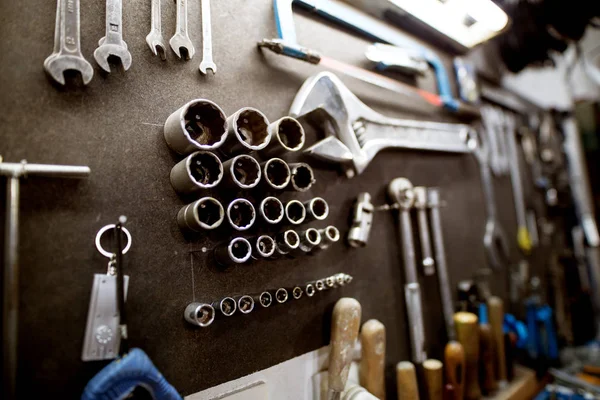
[0,162,91,178]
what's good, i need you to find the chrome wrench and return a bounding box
[94,0,132,72]
[199,0,216,74]
[170,0,195,60]
[413,187,435,276]
[44,0,94,85]
[146,0,167,59]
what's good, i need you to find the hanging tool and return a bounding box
[289,72,477,178]
[487,296,507,387]
[94,0,132,72]
[444,342,465,400]
[396,362,419,400]
[423,359,443,400]
[413,187,435,276]
[454,312,481,400]
[348,193,374,247]
[365,43,428,76]
[1,158,90,400]
[170,0,195,59]
[146,0,167,59]
[199,0,216,74]
[359,319,386,399]
[478,304,497,394]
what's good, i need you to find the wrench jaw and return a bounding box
[44,56,94,86]
[483,220,510,271]
[169,35,195,60]
[199,61,217,75]
[93,45,132,73]
[146,33,167,61]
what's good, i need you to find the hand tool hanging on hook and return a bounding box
[94,0,132,72]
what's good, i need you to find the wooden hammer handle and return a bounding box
[360,319,386,399]
[329,298,362,393]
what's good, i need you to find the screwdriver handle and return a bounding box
[360,319,386,399]
[479,323,497,394]
[444,341,465,400]
[454,312,481,400]
[396,361,420,400]
[487,296,507,385]
[329,298,362,395]
[423,359,443,400]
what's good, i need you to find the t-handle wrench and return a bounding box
[199,0,217,74]
[388,178,427,364]
[414,186,435,276]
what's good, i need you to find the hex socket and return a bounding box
[214,237,252,266]
[164,99,228,155]
[177,197,225,232]
[170,151,224,194]
[222,154,261,190]
[257,291,273,308]
[285,200,306,225]
[212,297,237,317]
[305,284,316,297]
[297,228,322,253]
[227,199,256,231]
[292,286,304,300]
[184,302,215,327]
[260,117,305,157]
[315,226,341,251]
[304,197,329,222]
[261,158,291,190]
[221,107,271,156]
[275,288,289,303]
[254,235,276,258]
[236,295,255,314]
[288,163,315,192]
[275,230,300,255]
[259,196,284,224]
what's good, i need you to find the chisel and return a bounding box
[423,359,443,400]
[360,319,386,399]
[444,341,465,400]
[487,296,507,387]
[396,361,420,400]
[454,312,481,400]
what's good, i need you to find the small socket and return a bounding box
[276,230,300,255]
[222,155,261,190]
[315,280,325,291]
[292,286,303,300]
[262,158,291,190]
[285,200,306,225]
[259,197,284,224]
[255,235,276,258]
[213,297,237,317]
[304,197,329,221]
[221,108,271,155]
[170,151,223,194]
[336,274,345,286]
[237,295,255,314]
[177,197,225,232]
[344,274,353,285]
[259,291,273,308]
[227,199,256,231]
[214,237,252,266]
[325,277,335,288]
[275,288,288,303]
[317,226,340,250]
[306,284,316,297]
[298,228,322,253]
[288,163,315,192]
[184,303,215,327]
[164,99,228,154]
[261,117,305,157]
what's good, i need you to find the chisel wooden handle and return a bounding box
[444,341,465,400]
[479,323,497,394]
[329,298,362,397]
[396,361,419,400]
[454,312,480,400]
[487,297,506,385]
[360,319,386,399]
[423,359,443,400]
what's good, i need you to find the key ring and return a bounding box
[95,224,132,259]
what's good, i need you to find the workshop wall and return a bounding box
[0,0,547,398]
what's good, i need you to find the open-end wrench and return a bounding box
[44,0,94,85]
[388,178,427,364]
[413,187,435,276]
[94,0,132,72]
[170,0,195,60]
[146,0,167,60]
[199,0,216,74]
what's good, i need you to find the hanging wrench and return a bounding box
[146,0,167,60]
[413,187,435,276]
[170,0,195,60]
[44,0,94,85]
[94,0,132,72]
[199,0,216,74]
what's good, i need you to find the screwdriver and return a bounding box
[478,304,497,394]
[396,361,419,400]
[360,319,386,399]
[423,359,443,400]
[454,312,481,400]
[487,296,507,387]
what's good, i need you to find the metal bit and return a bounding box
[348,192,374,247]
[170,0,195,59]
[146,0,167,59]
[199,0,216,74]
[413,187,435,275]
[94,0,132,72]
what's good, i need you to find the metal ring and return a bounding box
[95,224,132,259]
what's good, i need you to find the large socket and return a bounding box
[212,297,237,317]
[296,228,322,253]
[304,197,329,222]
[285,200,306,225]
[177,197,225,232]
[222,154,261,190]
[254,235,276,258]
[214,237,252,266]
[184,303,215,327]
[314,226,341,251]
[260,117,305,157]
[221,108,271,155]
[288,163,315,192]
[170,151,223,194]
[236,295,255,314]
[259,196,285,224]
[164,99,228,155]
[262,158,291,190]
[227,198,256,231]
[275,230,300,255]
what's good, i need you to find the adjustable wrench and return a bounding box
[94,0,132,72]
[170,0,195,60]
[44,0,94,85]
[413,187,435,276]
[199,0,216,74]
[290,72,478,177]
[146,0,167,59]
[388,178,427,364]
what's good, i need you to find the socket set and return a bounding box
[184,273,354,328]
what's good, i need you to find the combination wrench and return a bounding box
[388,178,427,364]
[413,187,435,276]
[94,0,132,72]
[44,0,94,85]
[146,0,167,60]
[170,0,195,60]
[199,0,217,74]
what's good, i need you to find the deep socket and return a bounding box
[275,230,300,255]
[227,198,256,231]
[214,237,252,266]
[254,235,276,258]
[285,200,306,225]
[170,151,223,194]
[259,196,284,224]
[236,295,255,314]
[306,284,316,297]
[213,297,237,317]
[222,154,261,190]
[164,99,228,154]
[184,302,215,327]
[275,288,288,303]
[261,117,305,157]
[314,226,340,251]
[292,286,304,299]
[177,197,225,232]
[297,228,322,253]
[304,197,329,221]
[221,107,271,155]
[262,158,291,190]
[258,291,273,308]
[288,163,315,192]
